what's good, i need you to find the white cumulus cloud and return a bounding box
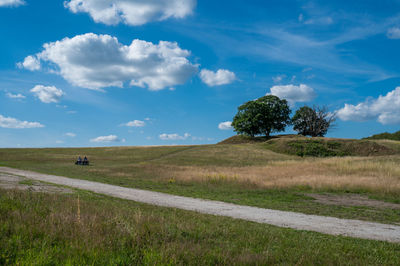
[90,134,124,143]
[30,85,64,103]
[0,114,44,129]
[199,69,236,86]
[6,92,26,99]
[17,55,40,71]
[64,0,196,26]
[159,132,190,140]
[0,0,25,7]
[21,33,198,91]
[269,84,316,104]
[337,87,400,125]
[122,120,145,127]
[218,121,232,130]
[387,27,400,39]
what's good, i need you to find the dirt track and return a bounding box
[1,166,399,243]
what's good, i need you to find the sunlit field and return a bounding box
[1,188,399,265]
[1,137,400,225]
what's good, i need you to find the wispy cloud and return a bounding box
[387,27,400,39]
[65,132,76,137]
[0,0,25,7]
[173,13,400,82]
[159,133,190,140]
[0,114,44,129]
[121,120,145,127]
[6,92,26,99]
[272,74,286,84]
[90,135,125,143]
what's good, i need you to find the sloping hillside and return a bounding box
[220,135,397,157]
[364,130,400,141]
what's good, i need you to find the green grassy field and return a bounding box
[1,136,400,264]
[1,188,400,265]
[0,136,399,225]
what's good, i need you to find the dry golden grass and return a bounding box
[154,143,294,166]
[1,142,399,197]
[158,156,400,194]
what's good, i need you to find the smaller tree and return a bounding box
[232,95,291,137]
[292,106,335,137]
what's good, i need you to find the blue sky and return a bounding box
[1,0,400,147]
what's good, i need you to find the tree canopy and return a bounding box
[232,95,291,137]
[291,106,335,137]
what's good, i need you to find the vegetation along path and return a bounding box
[1,166,399,243]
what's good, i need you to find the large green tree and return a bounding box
[291,106,335,137]
[232,95,291,137]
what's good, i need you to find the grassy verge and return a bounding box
[1,188,399,265]
[0,144,399,224]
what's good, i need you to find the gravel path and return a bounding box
[1,166,399,243]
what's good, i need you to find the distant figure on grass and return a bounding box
[75,156,82,165]
[75,156,89,165]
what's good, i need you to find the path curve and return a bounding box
[1,166,399,243]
